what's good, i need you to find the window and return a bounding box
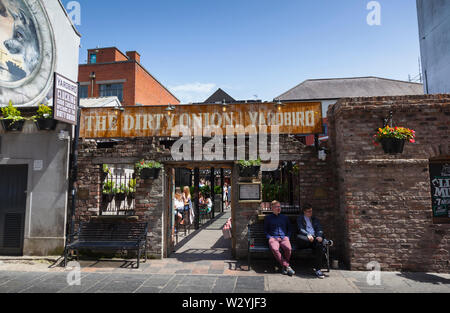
[90,53,97,64]
[101,164,136,216]
[79,85,88,99]
[429,159,450,224]
[99,83,123,101]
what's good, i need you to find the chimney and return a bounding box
[126,51,141,63]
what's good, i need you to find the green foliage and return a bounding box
[112,183,127,195]
[135,159,162,173]
[214,186,223,195]
[102,164,112,175]
[128,179,137,193]
[373,126,416,144]
[1,100,25,122]
[200,185,211,198]
[102,181,115,195]
[262,182,289,202]
[33,104,52,120]
[238,158,261,168]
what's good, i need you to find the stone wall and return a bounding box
[328,94,450,272]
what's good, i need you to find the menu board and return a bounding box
[239,183,262,202]
[53,72,79,125]
[430,162,450,218]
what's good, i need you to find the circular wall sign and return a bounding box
[0,0,55,107]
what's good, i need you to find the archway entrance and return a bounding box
[163,162,234,261]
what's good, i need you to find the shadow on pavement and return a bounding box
[397,272,450,285]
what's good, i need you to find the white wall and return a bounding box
[44,0,81,83]
[417,0,450,94]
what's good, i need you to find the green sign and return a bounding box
[430,163,450,218]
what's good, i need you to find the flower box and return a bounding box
[1,119,25,132]
[238,165,260,177]
[35,118,58,131]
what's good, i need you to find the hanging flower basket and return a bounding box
[135,160,162,179]
[140,167,161,179]
[380,138,406,154]
[373,126,416,155]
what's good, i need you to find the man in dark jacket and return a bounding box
[264,200,295,276]
[296,203,330,279]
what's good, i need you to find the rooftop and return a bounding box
[275,77,424,101]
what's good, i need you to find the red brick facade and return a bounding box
[79,47,179,106]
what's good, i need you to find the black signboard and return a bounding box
[430,162,450,218]
[53,72,79,125]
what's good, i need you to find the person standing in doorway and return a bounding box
[182,186,192,225]
[223,183,229,210]
[264,200,295,276]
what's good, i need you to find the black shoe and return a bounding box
[281,267,288,275]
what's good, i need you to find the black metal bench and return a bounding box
[64,221,149,268]
[247,222,330,272]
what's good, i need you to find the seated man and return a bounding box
[264,200,295,276]
[296,203,332,279]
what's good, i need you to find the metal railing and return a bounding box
[101,170,136,216]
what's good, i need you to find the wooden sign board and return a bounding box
[79,102,323,138]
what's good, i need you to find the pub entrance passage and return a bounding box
[164,163,233,260]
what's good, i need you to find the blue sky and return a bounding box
[64,0,421,103]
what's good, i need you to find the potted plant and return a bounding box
[127,179,136,199]
[101,164,112,181]
[373,126,416,154]
[33,103,57,130]
[135,160,162,179]
[102,181,115,203]
[1,101,26,131]
[113,183,127,202]
[238,159,261,177]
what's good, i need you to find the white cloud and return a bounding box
[169,82,217,104]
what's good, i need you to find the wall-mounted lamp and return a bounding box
[165,105,175,116]
[275,100,285,111]
[222,99,228,112]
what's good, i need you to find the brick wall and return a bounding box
[76,138,171,257]
[328,94,450,272]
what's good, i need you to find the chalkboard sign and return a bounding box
[429,162,450,218]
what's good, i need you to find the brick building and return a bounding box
[78,47,179,106]
[328,94,449,272]
[73,95,449,273]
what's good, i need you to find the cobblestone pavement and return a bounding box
[0,212,449,293]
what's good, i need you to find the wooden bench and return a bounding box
[247,222,330,272]
[64,221,148,268]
